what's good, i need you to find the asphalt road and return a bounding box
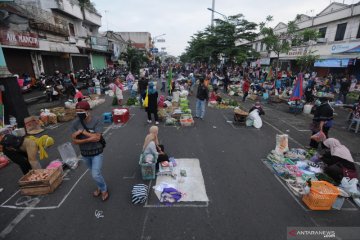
[0,87,359,240]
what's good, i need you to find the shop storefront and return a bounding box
[90,36,110,70]
[71,55,90,72]
[91,53,107,70]
[0,29,39,77]
[313,42,360,77]
[38,40,80,75]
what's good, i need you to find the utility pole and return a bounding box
[211,0,215,28]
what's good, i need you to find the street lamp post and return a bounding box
[211,0,215,28]
[151,34,166,64]
[207,8,228,22]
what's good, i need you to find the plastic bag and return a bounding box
[275,134,289,155]
[311,131,326,142]
[58,142,78,169]
[340,177,359,194]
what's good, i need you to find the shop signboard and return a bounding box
[92,45,108,51]
[0,29,39,48]
[90,37,108,46]
[286,47,308,56]
[90,36,108,52]
[112,43,121,60]
[331,43,360,53]
[314,58,351,68]
[260,58,271,65]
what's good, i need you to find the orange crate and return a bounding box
[302,181,339,210]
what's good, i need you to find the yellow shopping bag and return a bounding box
[143,89,149,108]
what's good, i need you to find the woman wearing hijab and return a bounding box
[143,126,169,167]
[112,78,123,106]
[146,82,159,124]
[320,138,357,183]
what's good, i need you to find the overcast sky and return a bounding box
[92,0,353,56]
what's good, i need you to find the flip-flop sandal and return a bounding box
[101,191,109,201]
[93,189,101,197]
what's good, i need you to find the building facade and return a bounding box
[116,32,152,51]
[0,0,107,77]
[247,2,360,78]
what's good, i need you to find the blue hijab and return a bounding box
[148,82,157,94]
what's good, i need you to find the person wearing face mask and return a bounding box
[309,97,334,149]
[71,101,109,201]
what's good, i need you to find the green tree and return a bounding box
[296,51,320,72]
[182,14,257,65]
[260,15,320,74]
[120,44,148,74]
[259,16,291,74]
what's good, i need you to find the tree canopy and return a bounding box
[180,14,258,65]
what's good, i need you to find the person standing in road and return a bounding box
[338,77,350,104]
[138,77,148,107]
[309,97,334,149]
[242,77,250,102]
[223,68,229,94]
[195,78,209,120]
[160,72,166,93]
[71,101,109,201]
[146,82,159,125]
[189,72,196,95]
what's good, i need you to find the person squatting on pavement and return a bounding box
[71,101,109,201]
[0,134,43,174]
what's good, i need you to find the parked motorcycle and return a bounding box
[33,73,47,90]
[44,76,64,102]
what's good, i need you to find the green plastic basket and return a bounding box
[139,154,157,180]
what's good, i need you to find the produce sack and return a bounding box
[310,131,326,142]
[275,134,289,155]
[341,177,359,194]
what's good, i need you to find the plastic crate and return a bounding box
[302,181,339,210]
[102,112,112,123]
[180,114,194,127]
[289,105,303,113]
[112,108,129,124]
[139,154,157,180]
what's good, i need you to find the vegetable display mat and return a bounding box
[154,158,209,202]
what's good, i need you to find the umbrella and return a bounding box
[290,73,303,101]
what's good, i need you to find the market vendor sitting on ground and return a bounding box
[209,87,222,104]
[319,138,357,184]
[0,134,53,174]
[249,101,265,115]
[143,126,169,169]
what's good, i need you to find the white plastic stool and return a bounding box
[348,118,360,133]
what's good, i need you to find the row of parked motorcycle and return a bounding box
[16,69,124,102]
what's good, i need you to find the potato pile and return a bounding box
[26,169,55,181]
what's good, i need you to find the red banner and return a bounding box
[0,29,39,48]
